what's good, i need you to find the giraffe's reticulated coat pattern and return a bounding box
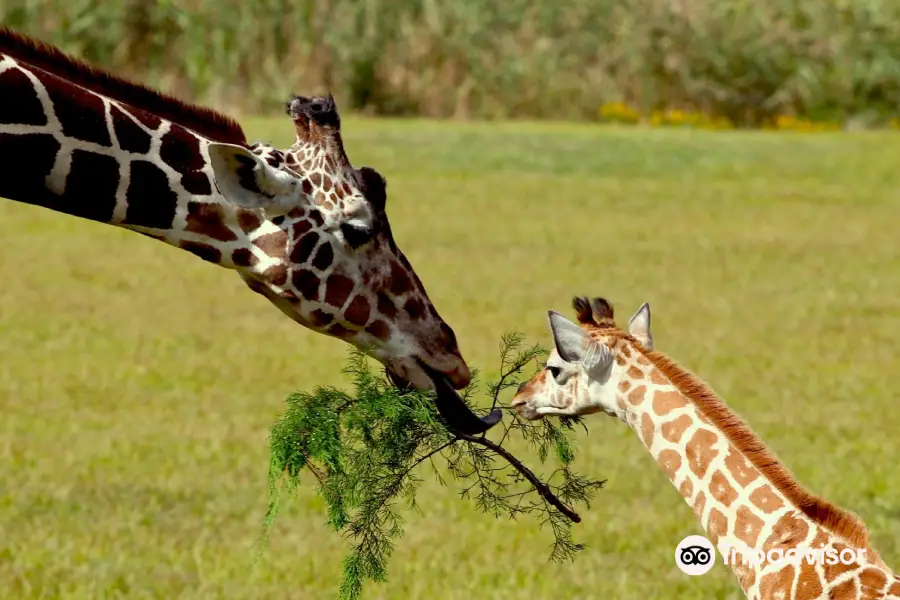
[0,27,477,404]
[511,296,899,600]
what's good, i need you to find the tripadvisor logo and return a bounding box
[675,535,716,576]
[720,541,867,569]
[674,535,868,577]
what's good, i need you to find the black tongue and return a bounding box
[429,368,502,435]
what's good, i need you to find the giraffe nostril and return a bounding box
[439,323,459,349]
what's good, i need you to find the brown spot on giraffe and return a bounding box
[185,202,237,242]
[860,568,888,597]
[627,366,643,379]
[811,530,830,548]
[231,248,256,268]
[159,125,211,195]
[34,68,112,147]
[292,219,313,238]
[620,344,631,358]
[734,505,764,547]
[763,512,809,552]
[636,354,650,366]
[253,230,288,258]
[758,565,795,599]
[404,297,425,320]
[655,449,681,480]
[706,507,727,544]
[366,319,391,341]
[627,385,647,406]
[652,390,688,416]
[829,578,858,598]
[236,209,262,233]
[324,273,354,308]
[0,68,47,126]
[678,478,693,499]
[376,293,397,319]
[692,491,707,521]
[290,231,320,263]
[308,309,333,328]
[708,470,738,506]
[262,264,288,287]
[291,269,320,301]
[649,369,668,385]
[661,414,692,443]
[749,485,784,513]
[795,561,824,599]
[685,428,719,478]
[329,323,354,338]
[345,295,371,327]
[312,240,334,271]
[178,240,221,264]
[110,103,151,154]
[618,379,631,393]
[389,260,414,295]
[724,448,759,486]
[614,354,626,367]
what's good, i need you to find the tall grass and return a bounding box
[4,0,900,125]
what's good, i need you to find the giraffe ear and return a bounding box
[628,302,654,350]
[207,143,301,216]
[547,310,607,370]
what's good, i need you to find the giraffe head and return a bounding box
[510,296,654,420]
[204,94,497,431]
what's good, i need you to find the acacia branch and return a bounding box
[454,432,582,523]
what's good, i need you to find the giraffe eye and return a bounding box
[547,366,564,383]
[341,222,373,249]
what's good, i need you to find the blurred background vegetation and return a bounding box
[4,0,900,128]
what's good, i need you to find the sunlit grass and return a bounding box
[1,119,898,599]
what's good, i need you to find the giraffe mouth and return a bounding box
[386,361,503,436]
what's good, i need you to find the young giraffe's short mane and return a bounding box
[573,297,877,559]
[0,27,246,145]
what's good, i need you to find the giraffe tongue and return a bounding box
[420,362,503,436]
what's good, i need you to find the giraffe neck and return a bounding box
[0,52,289,275]
[612,344,896,598]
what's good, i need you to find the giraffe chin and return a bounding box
[385,361,503,436]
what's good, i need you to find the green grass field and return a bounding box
[1,118,898,599]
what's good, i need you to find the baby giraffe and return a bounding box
[510,296,899,600]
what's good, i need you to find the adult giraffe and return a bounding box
[0,27,499,434]
[510,296,898,599]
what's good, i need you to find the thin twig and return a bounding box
[454,432,582,523]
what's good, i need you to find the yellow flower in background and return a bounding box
[596,103,884,132]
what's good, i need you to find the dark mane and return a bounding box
[0,27,246,145]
